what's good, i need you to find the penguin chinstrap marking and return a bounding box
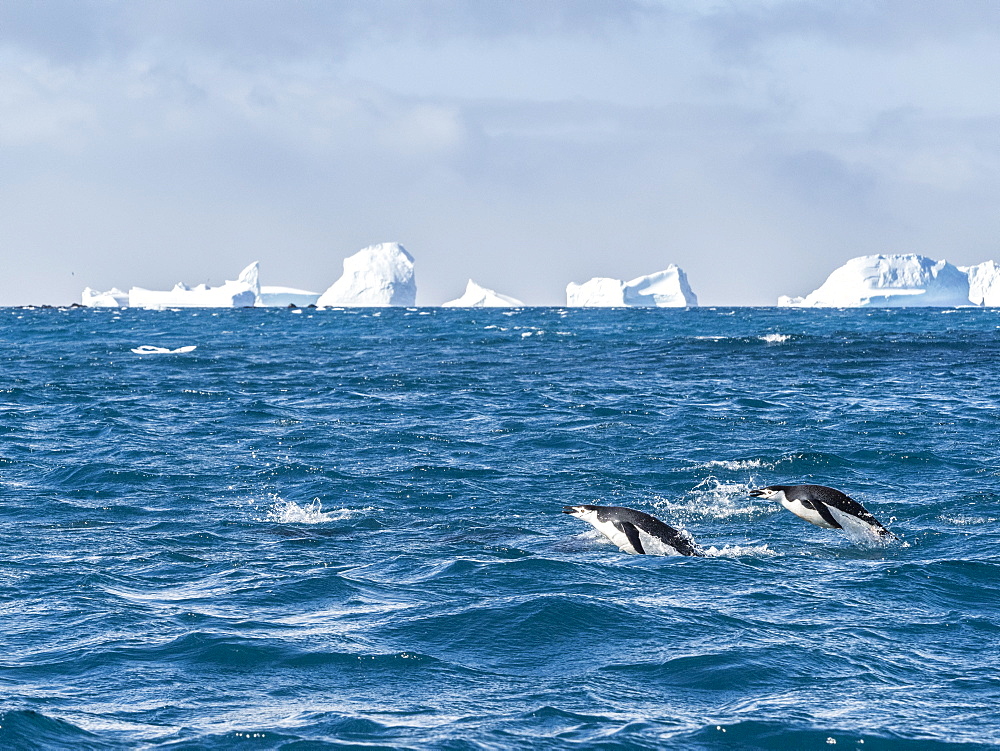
[749,484,896,540]
[562,505,701,556]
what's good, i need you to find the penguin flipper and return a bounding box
[613,520,645,555]
[814,502,843,529]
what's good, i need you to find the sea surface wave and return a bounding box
[1,307,999,749]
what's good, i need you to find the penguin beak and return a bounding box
[562,506,579,515]
[748,489,766,498]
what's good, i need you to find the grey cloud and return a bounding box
[0,0,660,65]
[700,0,1000,61]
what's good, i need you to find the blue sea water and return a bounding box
[1,306,999,750]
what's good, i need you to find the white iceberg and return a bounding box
[623,266,699,307]
[566,265,698,307]
[566,277,627,307]
[962,260,1000,307]
[128,262,260,309]
[442,280,524,307]
[82,287,129,307]
[257,286,321,307]
[317,243,416,307]
[778,254,972,307]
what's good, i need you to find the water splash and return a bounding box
[834,512,898,550]
[654,477,770,521]
[264,497,370,524]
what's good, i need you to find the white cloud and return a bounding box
[2,1,1000,305]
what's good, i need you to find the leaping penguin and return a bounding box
[562,505,701,556]
[749,484,896,540]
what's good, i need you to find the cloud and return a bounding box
[0,0,659,64]
[1,1,1000,305]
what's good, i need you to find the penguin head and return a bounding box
[749,486,789,502]
[563,504,597,519]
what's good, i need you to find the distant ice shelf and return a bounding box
[126,262,260,309]
[82,262,320,309]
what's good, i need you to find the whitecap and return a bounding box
[694,459,769,471]
[940,514,997,525]
[701,544,779,558]
[760,333,791,343]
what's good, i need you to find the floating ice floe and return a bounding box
[127,262,260,309]
[778,254,1000,307]
[131,345,197,354]
[442,280,523,307]
[317,242,416,307]
[566,265,698,307]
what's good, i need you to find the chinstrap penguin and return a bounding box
[749,484,896,540]
[562,505,701,556]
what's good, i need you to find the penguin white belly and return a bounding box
[781,498,838,528]
[579,514,641,554]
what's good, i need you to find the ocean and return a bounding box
[1,306,998,750]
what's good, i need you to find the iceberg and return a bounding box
[128,262,260,309]
[317,243,416,307]
[82,287,129,307]
[623,266,699,307]
[566,265,698,307]
[566,277,627,307]
[257,286,321,307]
[778,254,972,307]
[962,260,1000,307]
[442,280,524,307]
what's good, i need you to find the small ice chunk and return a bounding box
[131,345,197,354]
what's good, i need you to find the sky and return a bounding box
[2,0,1000,306]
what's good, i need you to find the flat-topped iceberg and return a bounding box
[81,287,129,307]
[443,280,523,307]
[317,243,416,307]
[128,262,260,309]
[566,265,698,307]
[778,254,977,307]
